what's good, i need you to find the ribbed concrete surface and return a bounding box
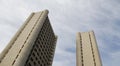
[0,10,57,66]
[76,31,102,66]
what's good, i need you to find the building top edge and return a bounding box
[77,30,94,34]
[33,9,49,14]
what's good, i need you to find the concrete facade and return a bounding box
[0,10,57,66]
[76,31,102,66]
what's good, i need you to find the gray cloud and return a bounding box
[0,0,120,66]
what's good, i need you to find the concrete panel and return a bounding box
[0,10,57,66]
[81,32,94,66]
[76,31,102,66]
[76,33,82,66]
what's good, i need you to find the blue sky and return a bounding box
[0,0,120,66]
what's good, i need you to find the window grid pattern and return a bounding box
[79,33,97,66]
[25,17,56,66]
[79,33,84,66]
[89,34,96,66]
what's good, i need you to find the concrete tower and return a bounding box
[76,31,102,66]
[0,10,57,66]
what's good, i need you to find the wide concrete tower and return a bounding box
[0,10,57,66]
[76,31,102,66]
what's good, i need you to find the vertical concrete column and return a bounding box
[76,31,102,66]
[76,33,82,66]
[89,31,102,66]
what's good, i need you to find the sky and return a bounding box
[0,0,120,66]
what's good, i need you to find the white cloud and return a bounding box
[0,0,120,66]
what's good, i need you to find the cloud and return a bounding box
[0,0,120,66]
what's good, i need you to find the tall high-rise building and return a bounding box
[0,10,57,66]
[76,31,102,66]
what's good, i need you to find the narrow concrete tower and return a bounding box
[0,10,57,66]
[76,31,102,66]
